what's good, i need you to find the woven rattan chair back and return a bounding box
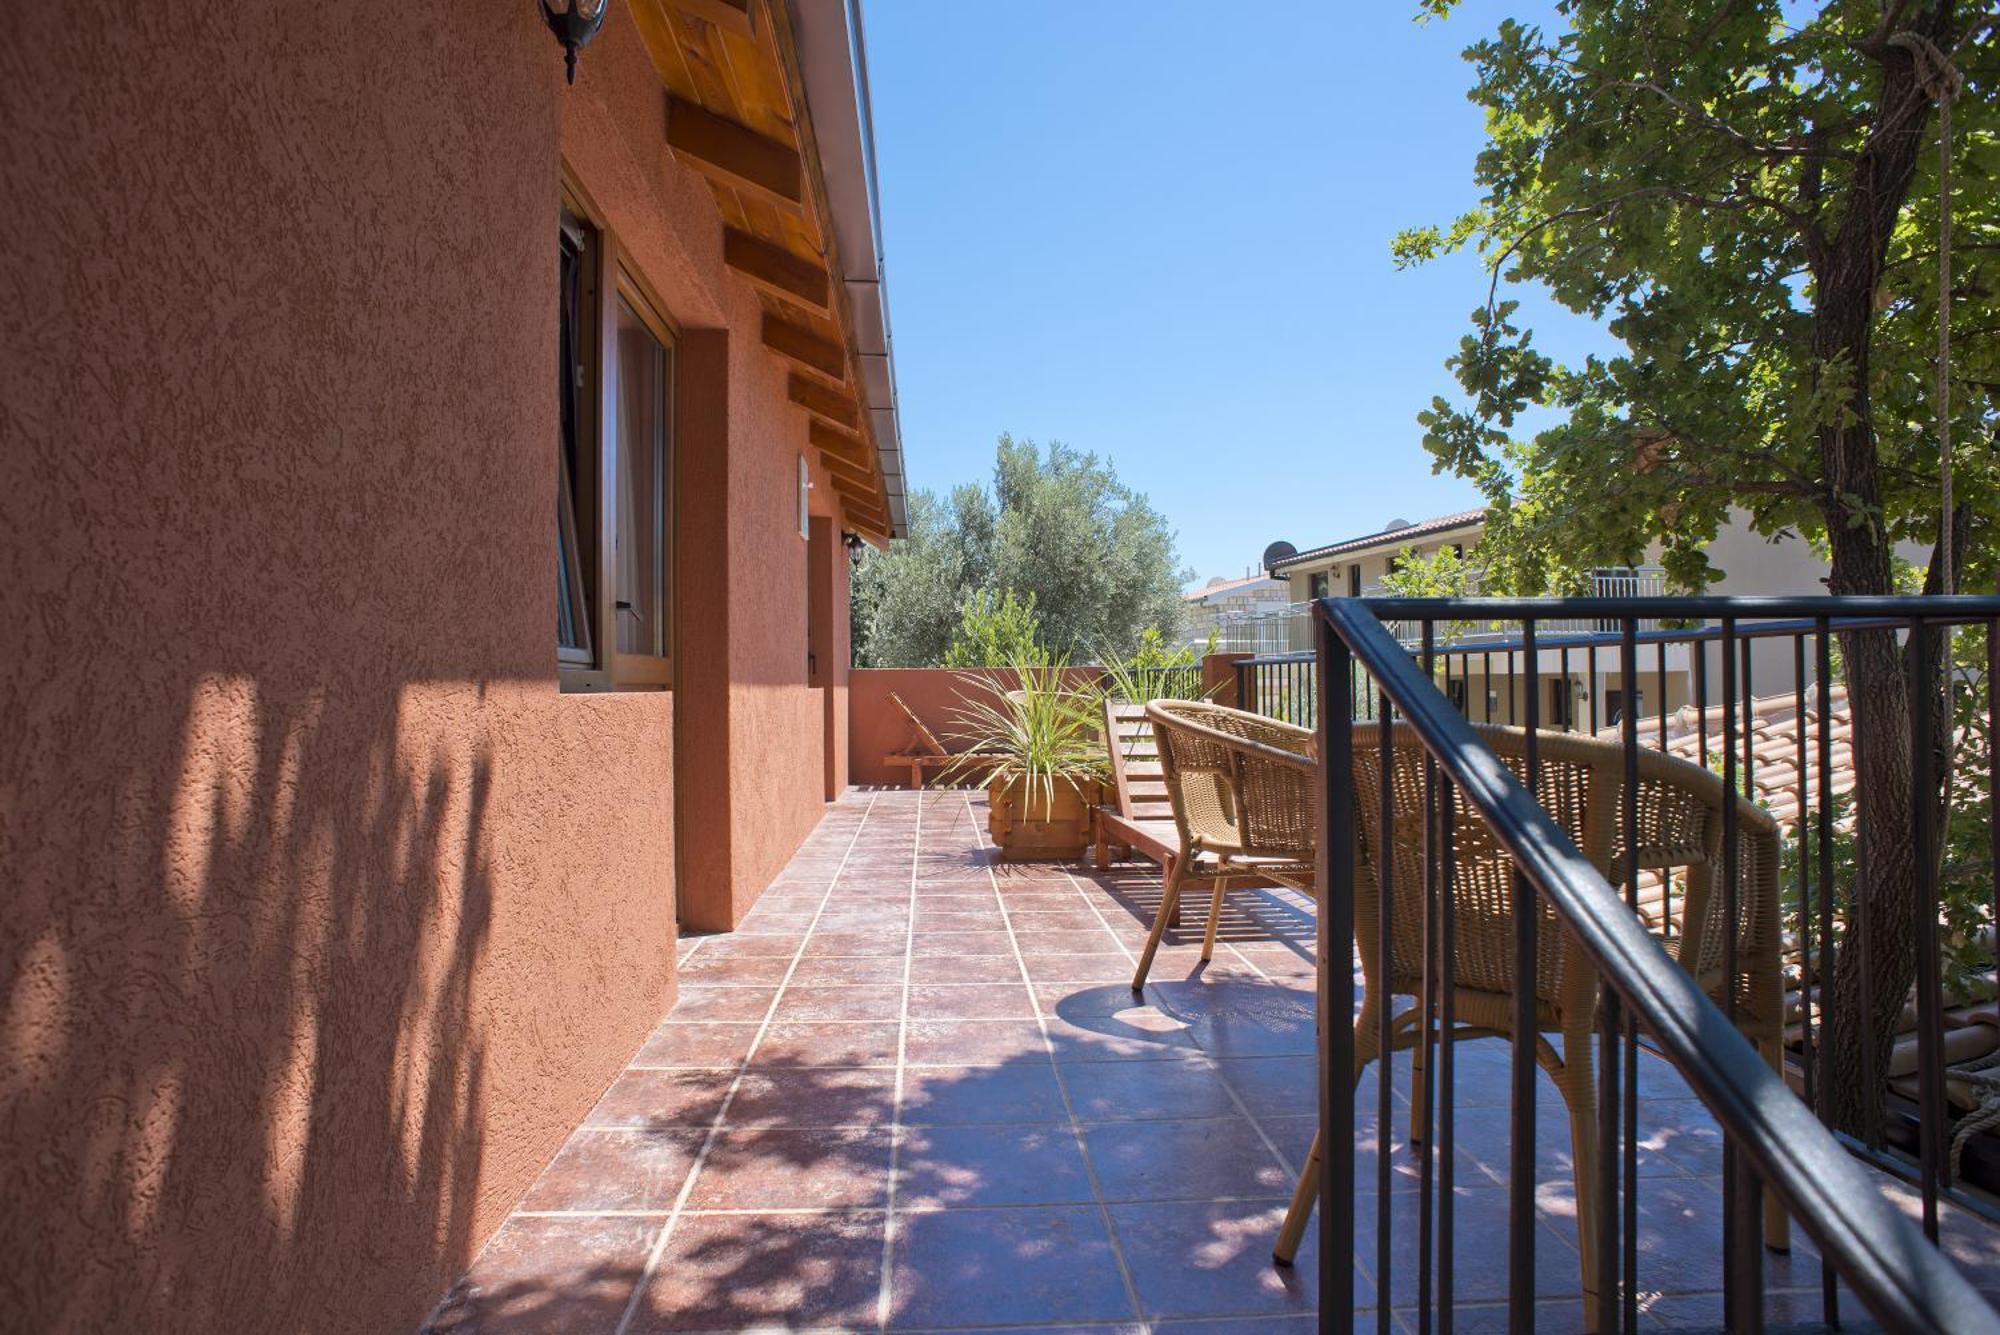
[1145,700,1316,863]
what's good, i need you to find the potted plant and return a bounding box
[945,655,1108,861]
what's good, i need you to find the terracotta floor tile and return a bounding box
[632,1023,760,1069]
[624,1211,884,1333]
[1023,953,1146,984]
[725,1067,899,1128]
[1210,1056,1316,1122]
[898,1124,1096,1207]
[1113,1198,1322,1320]
[1009,909,1116,932]
[1046,1010,1203,1063]
[909,953,1024,984]
[901,1061,1070,1126]
[750,1020,902,1068]
[676,953,793,985]
[665,985,778,1022]
[788,953,909,985]
[1014,927,1124,954]
[910,909,1007,932]
[801,930,908,958]
[1062,1057,1245,1123]
[771,983,905,1021]
[906,982,1038,1020]
[686,1127,893,1209]
[519,1128,705,1212]
[585,1069,734,1130]
[1083,1117,1290,1203]
[424,1214,656,1334]
[911,929,1017,956]
[693,933,804,959]
[904,1019,1049,1066]
[1040,980,1149,1015]
[886,1205,1136,1328]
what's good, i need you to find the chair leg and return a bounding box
[1131,859,1187,992]
[1199,877,1231,961]
[1274,1130,1320,1266]
[1558,1032,1602,1330]
[1275,1033,1380,1267]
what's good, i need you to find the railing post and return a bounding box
[1314,605,1356,1329]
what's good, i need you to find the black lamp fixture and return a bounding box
[842,531,866,565]
[541,0,609,84]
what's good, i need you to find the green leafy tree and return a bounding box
[943,589,1048,668]
[1401,0,1997,1136]
[853,434,1190,666]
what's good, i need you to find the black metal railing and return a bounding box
[1310,594,2000,1333]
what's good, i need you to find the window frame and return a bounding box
[558,174,678,694]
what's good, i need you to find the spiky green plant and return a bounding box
[943,655,1107,815]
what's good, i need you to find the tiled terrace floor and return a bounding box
[428,789,2000,1333]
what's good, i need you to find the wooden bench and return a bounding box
[884,690,997,789]
[1094,699,1192,925]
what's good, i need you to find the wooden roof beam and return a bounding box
[724,228,830,314]
[839,495,890,529]
[664,95,802,208]
[819,449,873,487]
[762,313,846,382]
[788,373,859,430]
[809,420,869,464]
[665,0,753,35]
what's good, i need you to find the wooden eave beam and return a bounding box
[817,446,872,484]
[724,228,830,313]
[762,313,846,382]
[788,373,859,430]
[666,0,754,35]
[664,95,803,208]
[840,496,890,530]
[809,420,869,463]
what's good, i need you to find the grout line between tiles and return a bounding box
[975,793,1152,1334]
[610,794,880,1335]
[874,786,924,1331]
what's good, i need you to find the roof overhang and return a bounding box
[630,0,909,540]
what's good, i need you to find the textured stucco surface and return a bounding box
[0,1,861,1328]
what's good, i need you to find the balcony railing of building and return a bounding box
[1207,567,1669,657]
[1303,594,2000,1331]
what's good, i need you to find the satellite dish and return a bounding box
[1205,576,1228,588]
[1384,518,1412,532]
[1261,541,1297,571]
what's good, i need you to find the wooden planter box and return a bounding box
[987,774,1106,861]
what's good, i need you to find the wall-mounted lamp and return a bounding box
[842,531,866,566]
[541,0,609,85]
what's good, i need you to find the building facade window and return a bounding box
[1347,565,1362,598]
[1308,571,1330,600]
[558,182,675,691]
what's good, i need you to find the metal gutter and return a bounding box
[790,0,908,538]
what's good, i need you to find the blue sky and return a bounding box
[863,1,1611,586]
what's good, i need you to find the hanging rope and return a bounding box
[1888,29,1964,593]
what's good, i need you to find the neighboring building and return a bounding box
[1247,506,1919,724]
[1268,509,1490,604]
[3,4,905,1330]
[1183,571,1290,646]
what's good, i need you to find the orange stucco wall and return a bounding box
[0,3,851,1331]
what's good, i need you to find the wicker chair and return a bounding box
[1272,721,1788,1311]
[1128,701,1318,991]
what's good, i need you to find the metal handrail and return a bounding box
[1311,594,2000,1333]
